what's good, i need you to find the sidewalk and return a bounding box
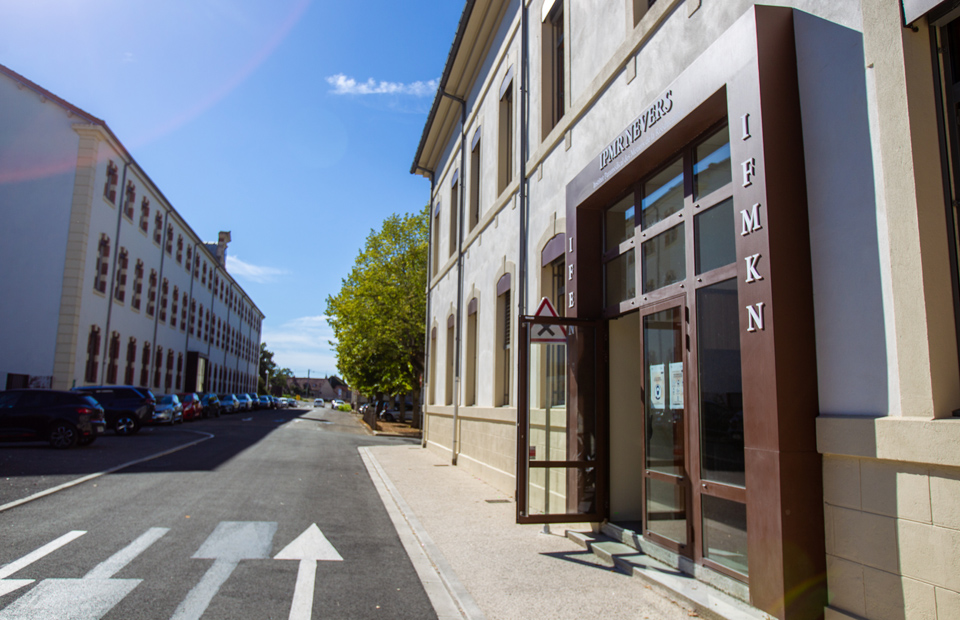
[360,444,701,620]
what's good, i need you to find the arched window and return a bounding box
[94,234,110,294]
[154,346,163,388]
[106,331,120,384]
[495,273,512,407]
[153,211,163,245]
[85,325,102,383]
[104,161,119,204]
[125,337,137,385]
[165,349,174,390]
[114,248,129,302]
[139,197,150,233]
[132,260,144,310]
[159,278,169,323]
[140,342,151,388]
[146,270,158,317]
[124,181,135,219]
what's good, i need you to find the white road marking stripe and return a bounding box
[83,527,168,580]
[0,430,215,514]
[0,530,86,580]
[287,559,316,620]
[169,559,236,620]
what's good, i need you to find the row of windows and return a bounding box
[84,326,256,393]
[84,325,183,391]
[102,160,260,332]
[430,0,661,277]
[429,273,514,408]
[93,230,260,332]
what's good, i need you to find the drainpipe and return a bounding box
[519,2,529,320]
[441,89,467,466]
[416,165,436,448]
[101,160,130,384]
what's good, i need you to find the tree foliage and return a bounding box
[326,207,428,402]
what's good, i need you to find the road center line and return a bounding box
[84,528,169,580]
[0,430,215,514]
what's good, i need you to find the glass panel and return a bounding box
[641,158,684,229]
[702,495,748,575]
[694,124,731,200]
[641,223,685,293]
[605,194,635,252]
[697,279,745,487]
[643,307,683,476]
[527,467,596,516]
[695,198,736,274]
[528,341,568,463]
[646,477,687,545]
[604,249,636,307]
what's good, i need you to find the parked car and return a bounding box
[270,396,280,409]
[200,393,221,418]
[178,393,202,422]
[0,389,106,449]
[218,394,240,414]
[154,394,183,425]
[331,399,345,410]
[258,395,272,409]
[245,393,259,410]
[313,398,325,407]
[71,385,155,435]
[236,393,253,411]
[288,398,301,409]
[379,401,414,423]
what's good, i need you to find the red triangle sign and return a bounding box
[531,297,566,343]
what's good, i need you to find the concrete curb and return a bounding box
[359,446,486,620]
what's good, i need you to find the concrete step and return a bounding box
[566,530,772,620]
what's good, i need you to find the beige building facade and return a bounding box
[412,1,960,619]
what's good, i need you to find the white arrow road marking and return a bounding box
[274,524,343,620]
[0,530,86,597]
[170,521,277,620]
[0,528,169,620]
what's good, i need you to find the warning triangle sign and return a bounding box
[531,297,567,343]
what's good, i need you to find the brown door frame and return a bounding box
[516,314,608,524]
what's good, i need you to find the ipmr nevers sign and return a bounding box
[599,91,674,171]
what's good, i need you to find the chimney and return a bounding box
[217,231,231,268]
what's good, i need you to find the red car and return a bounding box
[178,393,202,422]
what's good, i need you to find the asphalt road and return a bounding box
[0,406,435,620]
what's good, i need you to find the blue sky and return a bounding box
[0,0,465,378]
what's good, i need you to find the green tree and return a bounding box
[258,342,277,393]
[326,206,427,425]
[270,367,293,396]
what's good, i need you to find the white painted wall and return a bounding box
[0,73,77,386]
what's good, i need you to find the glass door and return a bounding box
[517,315,607,524]
[641,298,690,554]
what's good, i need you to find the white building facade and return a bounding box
[413,1,960,619]
[0,64,263,395]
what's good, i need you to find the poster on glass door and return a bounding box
[669,362,683,409]
[650,364,665,409]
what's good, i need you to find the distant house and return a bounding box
[0,63,263,394]
[287,376,356,402]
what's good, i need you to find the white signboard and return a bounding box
[650,364,665,410]
[669,362,684,409]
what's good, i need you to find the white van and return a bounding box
[313,398,325,407]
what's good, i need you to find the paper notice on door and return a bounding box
[650,364,665,409]
[669,362,684,409]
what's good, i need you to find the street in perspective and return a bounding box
[0,402,700,620]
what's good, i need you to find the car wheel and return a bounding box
[78,435,97,446]
[383,413,396,423]
[49,422,79,449]
[114,415,141,436]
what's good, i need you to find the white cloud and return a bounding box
[326,73,438,97]
[226,255,287,283]
[261,315,339,377]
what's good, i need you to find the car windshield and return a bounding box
[159,395,175,404]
